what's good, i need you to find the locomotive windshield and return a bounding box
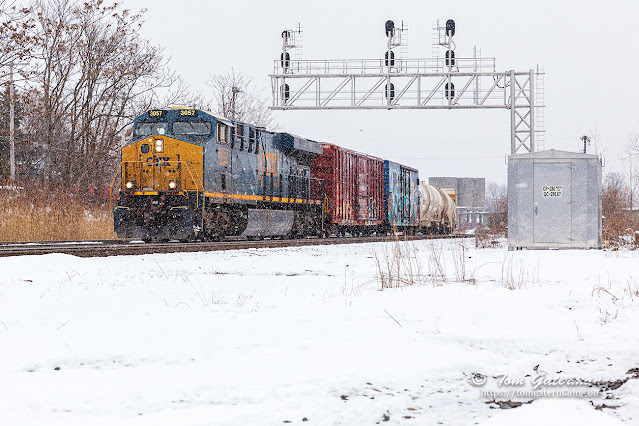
[173,121,212,136]
[135,121,168,137]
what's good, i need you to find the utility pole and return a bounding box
[9,62,15,182]
[5,61,26,183]
[230,86,241,121]
[581,135,590,154]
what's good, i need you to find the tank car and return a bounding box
[418,182,457,234]
[112,107,324,241]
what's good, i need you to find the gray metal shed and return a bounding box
[508,149,602,250]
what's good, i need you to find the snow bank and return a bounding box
[0,239,637,424]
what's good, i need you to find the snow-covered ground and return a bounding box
[1,239,638,425]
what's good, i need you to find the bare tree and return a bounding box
[588,127,605,157]
[621,132,639,210]
[23,0,178,189]
[602,172,635,244]
[0,1,35,181]
[207,69,278,130]
[0,1,35,70]
[485,181,507,233]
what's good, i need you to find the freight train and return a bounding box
[112,107,456,241]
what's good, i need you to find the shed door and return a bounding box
[533,162,572,244]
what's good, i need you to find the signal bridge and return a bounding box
[270,20,545,154]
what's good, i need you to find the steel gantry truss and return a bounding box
[270,21,545,154]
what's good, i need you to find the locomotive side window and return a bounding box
[173,121,212,136]
[135,122,168,137]
[235,123,244,151]
[249,128,255,152]
[217,122,229,145]
[254,130,260,154]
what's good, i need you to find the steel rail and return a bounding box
[0,234,468,258]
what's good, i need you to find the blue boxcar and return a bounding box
[383,160,419,228]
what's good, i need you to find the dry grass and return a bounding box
[374,236,427,289]
[624,276,639,301]
[373,239,543,291]
[591,274,639,325]
[0,185,116,242]
[451,239,471,284]
[427,241,448,285]
[474,227,504,249]
[602,211,639,250]
[374,238,472,289]
[499,256,539,290]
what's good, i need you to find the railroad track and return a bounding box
[0,234,467,258]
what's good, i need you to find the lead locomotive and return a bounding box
[113,107,324,241]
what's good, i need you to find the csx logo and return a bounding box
[145,156,172,167]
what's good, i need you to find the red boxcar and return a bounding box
[311,143,384,234]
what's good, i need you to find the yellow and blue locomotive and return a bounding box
[113,107,324,241]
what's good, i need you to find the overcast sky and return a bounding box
[125,0,639,185]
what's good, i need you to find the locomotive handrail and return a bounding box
[109,160,204,210]
[109,162,124,211]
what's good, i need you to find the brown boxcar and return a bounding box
[311,143,384,235]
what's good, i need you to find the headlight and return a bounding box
[168,180,178,190]
[155,139,164,152]
[125,181,135,190]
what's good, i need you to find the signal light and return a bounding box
[281,84,290,102]
[281,52,290,69]
[445,82,455,99]
[446,50,456,66]
[385,51,395,67]
[446,19,455,37]
[385,83,395,100]
[385,20,395,37]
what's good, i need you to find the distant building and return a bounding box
[429,177,488,228]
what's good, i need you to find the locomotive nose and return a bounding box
[119,134,203,196]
